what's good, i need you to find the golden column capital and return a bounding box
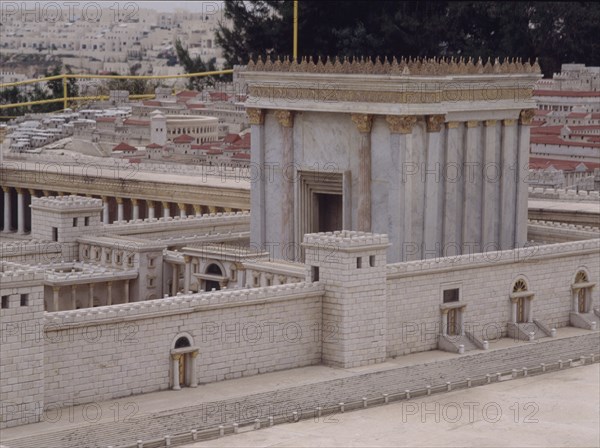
[484,120,497,127]
[446,121,460,129]
[274,110,294,128]
[116,197,123,205]
[503,119,516,126]
[193,204,202,214]
[1,185,11,193]
[172,353,182,361]
[426,115,445,132]
[190,351,199,359]
[385,115,418,134]
[246,107,265,125]
[466,120,479,128]
[131,198,138,205]
[183,255,191,263]
[161,201,170,209]
[519,109,536,125]
[351,113,373,133]
[147,200,155,208]
[177,202,187,210]
[15,187,24,194]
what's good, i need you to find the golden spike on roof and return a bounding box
[245,54,541,76]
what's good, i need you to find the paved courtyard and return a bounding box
[186,363,599,448]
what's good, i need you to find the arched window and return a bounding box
[175,336,191,349]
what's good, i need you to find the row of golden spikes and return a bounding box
[246,55,541,75]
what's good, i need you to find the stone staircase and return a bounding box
[570,311,599,330]
[437,334,479,353]
[507,322,551,341]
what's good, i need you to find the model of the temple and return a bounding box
[1,58,599,432]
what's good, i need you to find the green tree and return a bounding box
[215,1,600,77]
[175,39,225,90]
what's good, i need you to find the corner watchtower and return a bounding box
[303,231,389,368]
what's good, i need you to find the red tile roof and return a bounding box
[207,149,223,155]
[123,118,150,126]
[173,134,194,143]
[146,143,162,148]
[567,112,588,119]
[112,142,137,152]
[223,133,241,144]
[530,125,563,135]
[143,100,162,107]
[209,92,229,101]
[176,90,198,97]
[186,103,205,109]
[531,135,600,148]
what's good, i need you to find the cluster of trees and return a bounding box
[215,1,600,77]
[0,64,78,117]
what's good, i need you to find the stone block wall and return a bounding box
[42,282,324,407]
[0,264,45,428]
[385,239,600,356]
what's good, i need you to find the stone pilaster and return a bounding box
[2,186,11,232]
[515,109,535,248]
[275,110,295,260]
[423,115,445,258]
[116,197,124,222]
[462,120,482,251]
[351,113,373,232]
[482,120,499,250]
[443,121,462,255]
[131,198,139,220]
[385,115,417,262]
[500,119,518,249]
[16,187,25,234]
[249,108,266,250]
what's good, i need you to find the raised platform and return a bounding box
[2,328,598,448]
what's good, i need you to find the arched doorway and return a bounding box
[575,271,588,313]
[170,334,198,390]
[205,263,222,291]
[513,279,528,323]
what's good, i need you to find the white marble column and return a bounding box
[16,187,25,234]
[101,196,109,224]
[443,122,462,255]
[52,286,60,311]
[401,117,423,261]
[116,197,124,222]
[124,279,130,303]
[351,114,373,232]
[107,281,112,306]
[515,110,535,248]
[132,198,139,220]
[2,186,11,232]
[162,201,170,218]
[147,200,155,219]
[184,256,191,293]
[275,110,295,260]
[500,119,518,249]
[89,283,94,308]
[189,352,198,387]
[248,108,266,249]
[462,121,483,251]
[172,355,181,390]
[423,115,445,259]
[510,299,517,323]
[178,203,187,218]
[482,120,499,250]
[71,285,77,310]
[171,264,178,296]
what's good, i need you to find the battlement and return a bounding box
[105,211,250,231]
[528,219,599,232]
[0,261,45,284]
[31,195,103,210]
[44,281,324,326]
[529,187,600,202]
[387,238,600,278]
[246,56,541,76]
[303,230,390,250]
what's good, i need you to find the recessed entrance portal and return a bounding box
[315,193,343,233]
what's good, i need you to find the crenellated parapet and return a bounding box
[246,56,541,76]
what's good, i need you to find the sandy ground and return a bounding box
[186,363,600,448]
